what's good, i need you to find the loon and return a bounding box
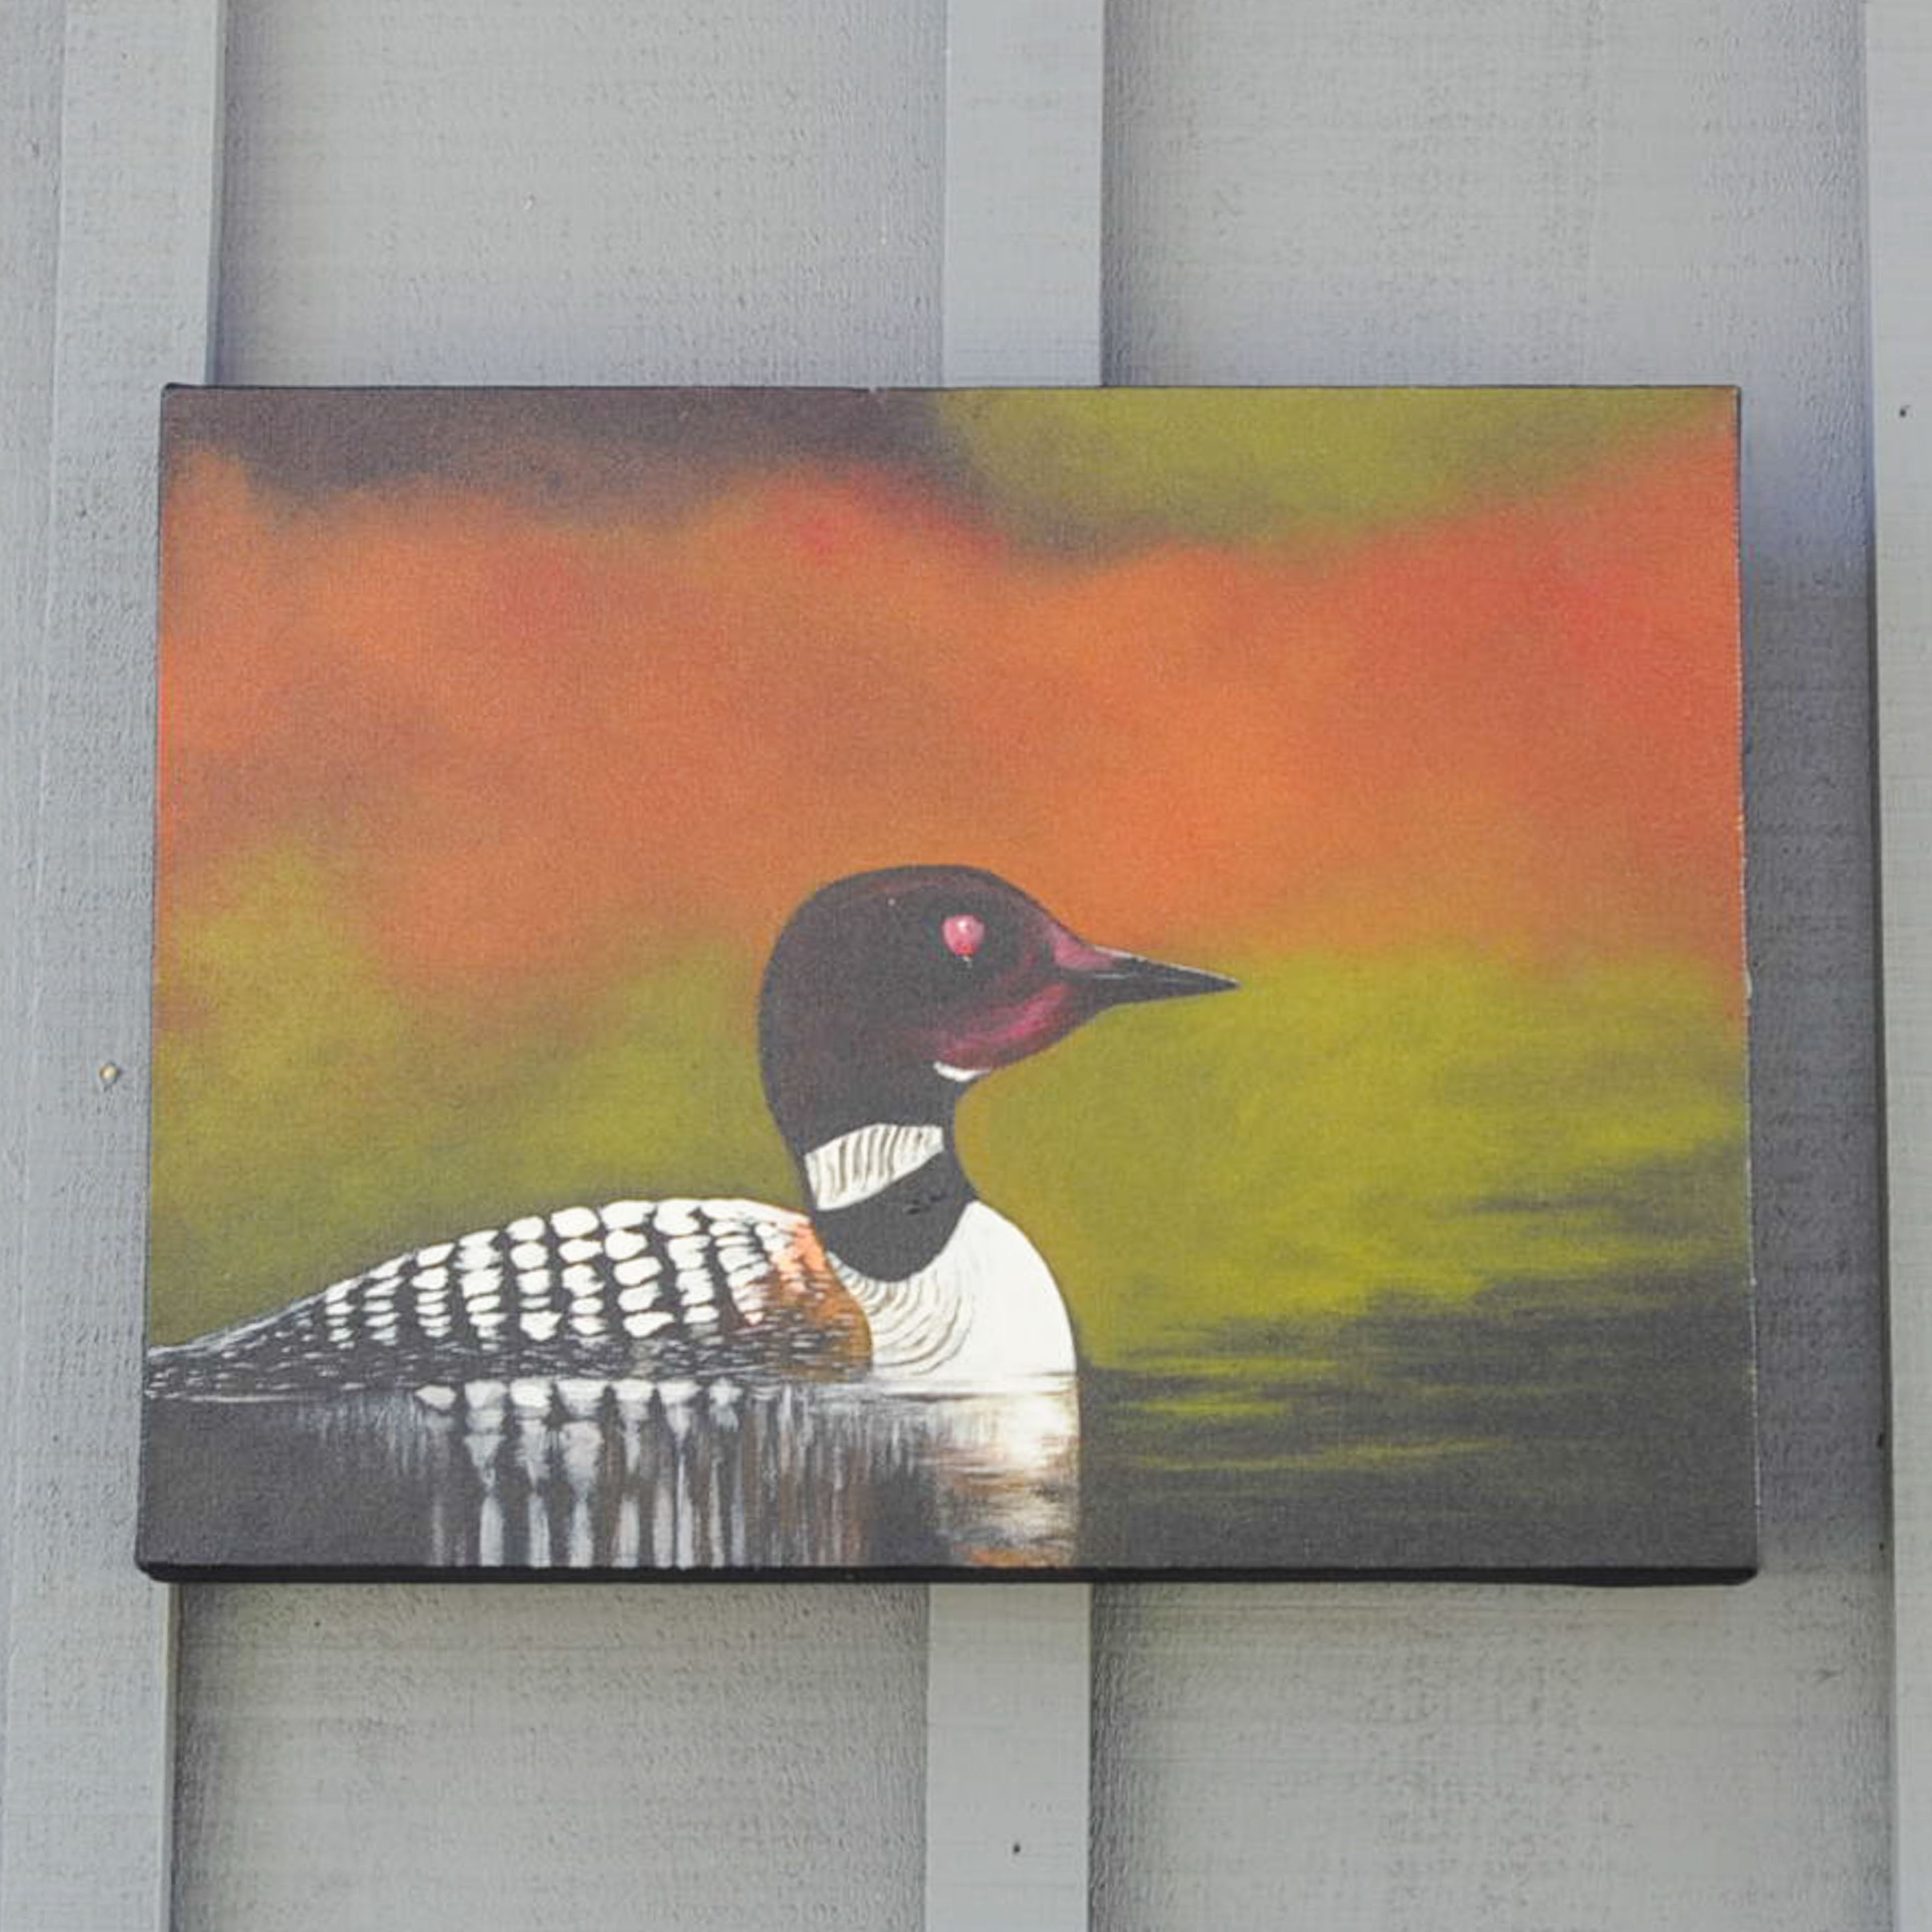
[146,865,1233,1403]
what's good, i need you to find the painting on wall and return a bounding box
[137,386,1755,1578]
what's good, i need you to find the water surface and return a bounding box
[141,1266,1754,1576]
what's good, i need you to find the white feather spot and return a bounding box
[551,1206,599,1239]
[508,1215,545,1241]
[604,1228,650,1262]
[569,1315,606,1338]
[516,1268,553,1297]
[569,1294,603,1316]
[414,1385,458,1410]
[684,1304,719,1328]
[558,1379,606,1414]
[623,1310,673,1340]
[657,1378,699,1407]
[420,1315,453,1339]
[602,1200,650,1229]
[372,1254,406,1279]
[561,1262,599,1291]
[617,1285,659,1314]
[704,1196,773,1221]
[558,1237,600,1264]
[415,1241,454,1266]
[324,1278,356,1306]
[676,1269,714,1309]
[519,1310,562,1341]
[653,1205,700,1236]
[509,1379,552,1410]
[509,1241,547,1271]
[613,1256,660,1289]
[464,1380,508,1407]
[666,1234,710,1271]
[458,1227,498,1249]
[411,1266,449,1292]
[462,1268,502,1298]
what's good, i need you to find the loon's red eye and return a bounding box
[942,913,985,960]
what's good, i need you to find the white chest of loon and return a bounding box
[147,866,1232,1403]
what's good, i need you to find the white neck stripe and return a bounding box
[803,1122,946,1212]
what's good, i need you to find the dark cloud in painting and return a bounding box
[161,384,1733,556]
[162,384,953,516]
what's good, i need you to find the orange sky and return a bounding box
[158,418,1740,1013]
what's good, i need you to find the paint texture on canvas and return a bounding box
[140,387,1752,1577]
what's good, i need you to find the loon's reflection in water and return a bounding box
[143,1377,1079,1573]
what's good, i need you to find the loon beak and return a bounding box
[1070,948,1239,1006]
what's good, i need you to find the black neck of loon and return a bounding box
[804,1132,976,1281]
[760,984,986,1279]
[766,1065,980,1280]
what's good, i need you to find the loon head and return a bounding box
[756,864,1235,1158]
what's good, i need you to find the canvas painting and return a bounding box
[138,387,1755,1578]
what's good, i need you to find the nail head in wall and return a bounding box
[98,1062,122,1089]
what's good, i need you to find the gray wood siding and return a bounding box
[0,0,1884,1926]
[1099,5,1884,1924]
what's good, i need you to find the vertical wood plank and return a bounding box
[0,0,225,1927]
[931,5,1103,1928]
[0,0,69,1823]
[1872,9,1932,1929]
[1097,2,1882,1927]
[176,8,937,1930]
[926,1588,1095,1932]
[943,0,1105,387]
[214,0,942,387]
